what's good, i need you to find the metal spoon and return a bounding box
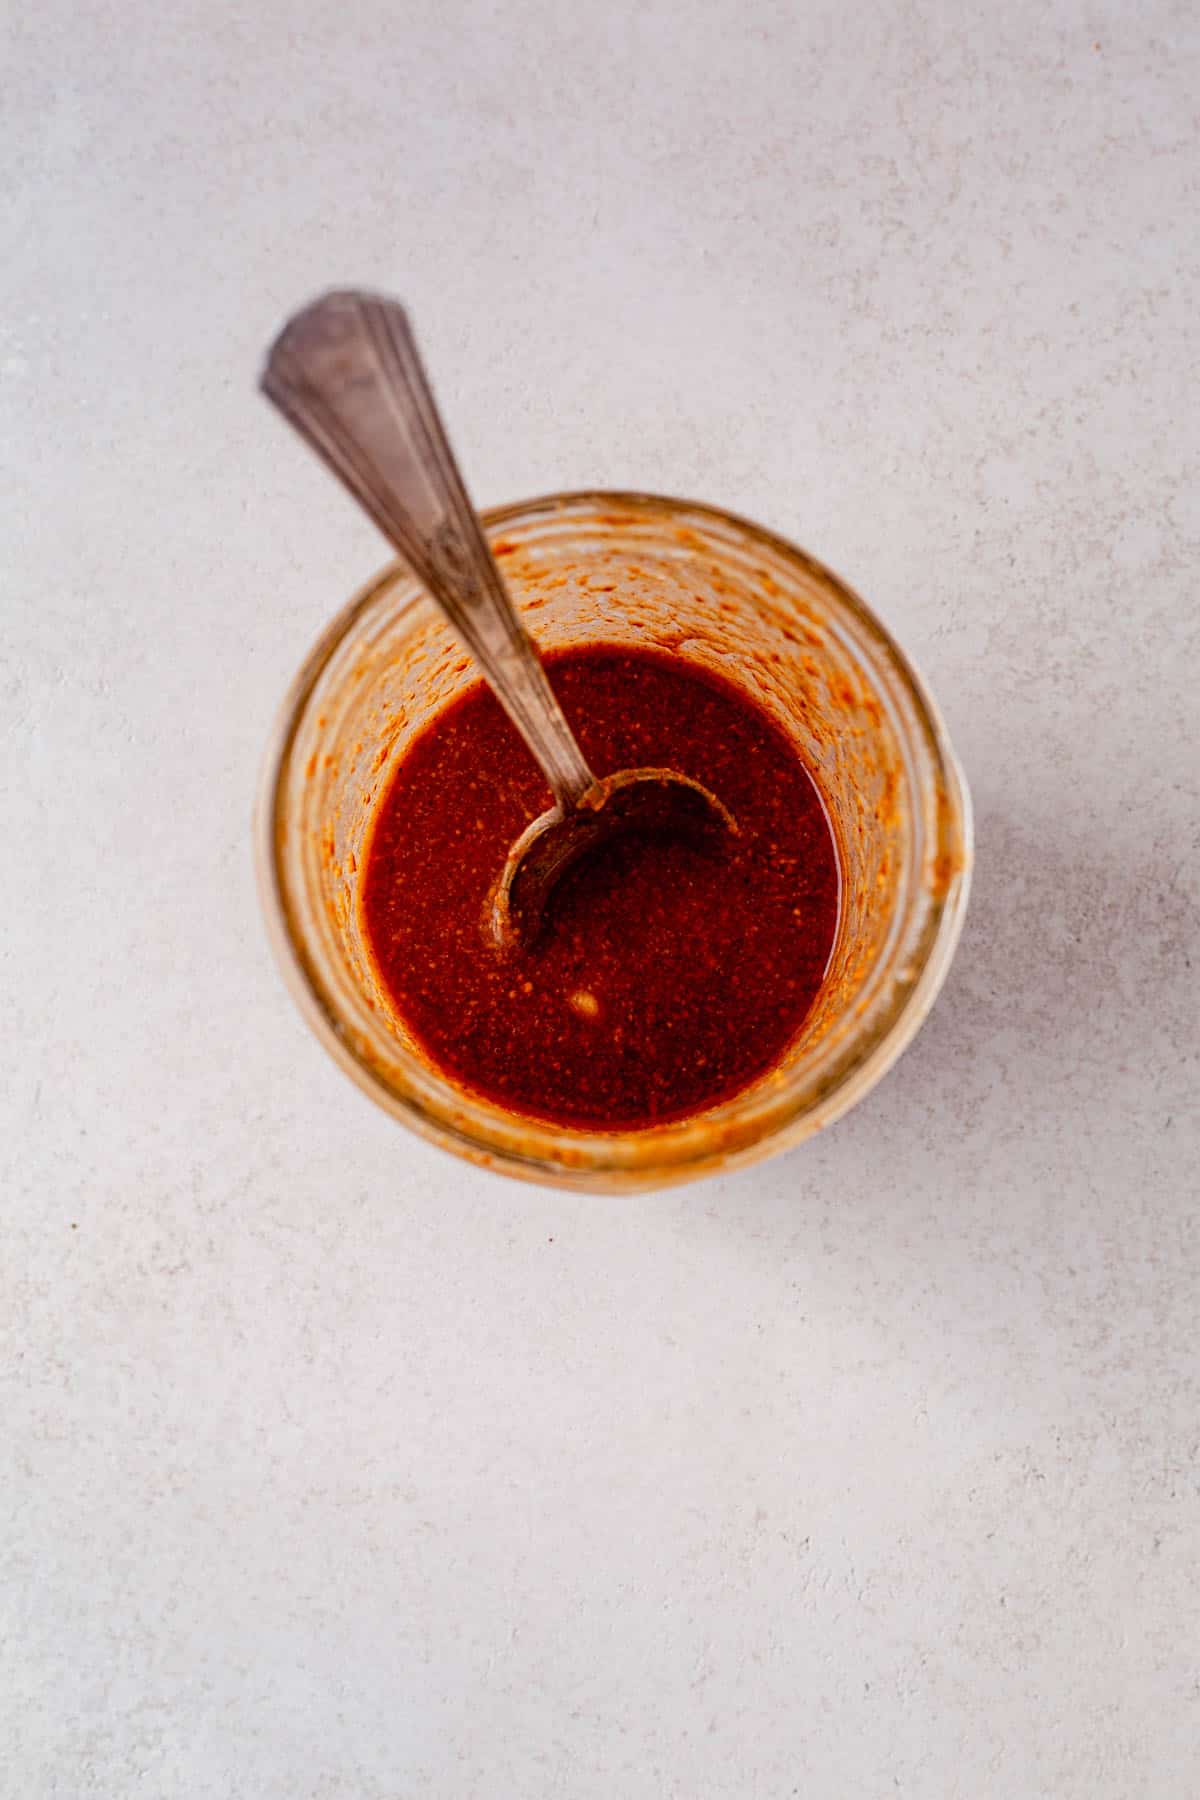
[260,290,735,951]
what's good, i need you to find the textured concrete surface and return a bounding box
[4,1,1198,1794]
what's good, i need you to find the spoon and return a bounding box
[260,290,736,951]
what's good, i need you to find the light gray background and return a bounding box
[4,1,1198,1794]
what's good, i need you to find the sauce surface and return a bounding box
[361,645,839,1129]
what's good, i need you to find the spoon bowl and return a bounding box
[489,766,737,951]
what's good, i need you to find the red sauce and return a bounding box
[361,645,840,1129]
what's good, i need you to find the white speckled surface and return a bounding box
[4,1,1198,1793]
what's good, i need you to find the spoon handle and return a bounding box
[261,291,595,808]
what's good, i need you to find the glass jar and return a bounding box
[257,492,971,1190]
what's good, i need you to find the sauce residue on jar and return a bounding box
[360,645,840,1129]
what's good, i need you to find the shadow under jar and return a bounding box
[258,491,972,1191]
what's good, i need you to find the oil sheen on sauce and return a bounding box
[361,645,840,1130]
